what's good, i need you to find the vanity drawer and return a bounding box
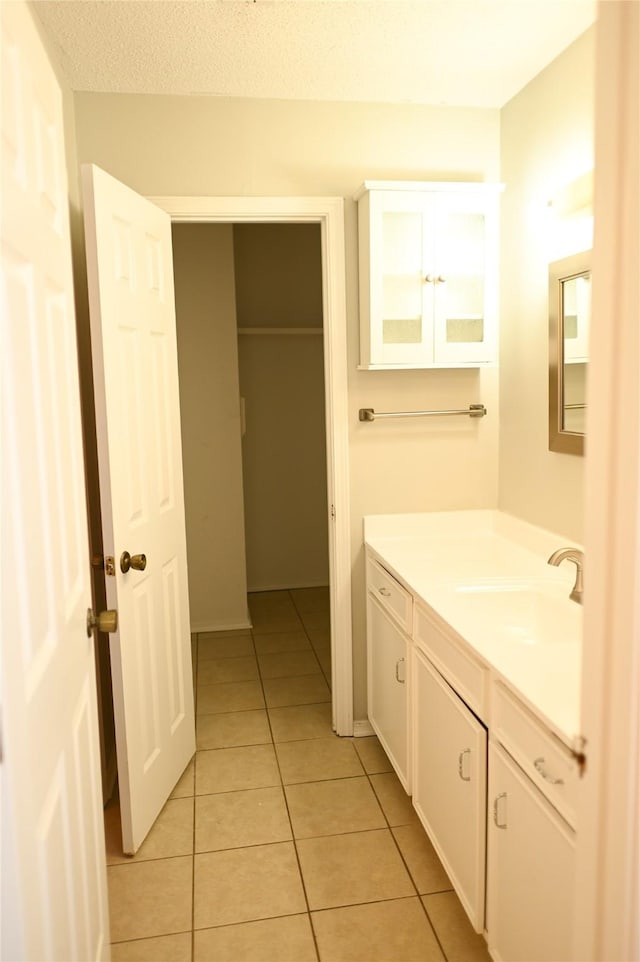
[414,601,488,721]
[492,681,578,827]
[366,555,412,633]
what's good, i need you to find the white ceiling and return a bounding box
[33,0,596,109]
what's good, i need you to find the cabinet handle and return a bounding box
[424,274,434,283]
[435,274,446,283]
[534,757,564,786]
[378,586,391,597]
[395,657,405,684]
[493,792,507,829]
[458,748,471,781]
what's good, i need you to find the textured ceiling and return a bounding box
[34,0,596,108]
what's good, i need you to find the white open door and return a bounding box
[1,3,109,959]
[82,164,195,854]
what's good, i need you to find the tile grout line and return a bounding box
[191,631,199,962]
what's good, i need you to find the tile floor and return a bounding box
[106,587,491,962]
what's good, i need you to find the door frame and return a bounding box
[149,194,353,736]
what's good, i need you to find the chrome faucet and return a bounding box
[547,547,584,604]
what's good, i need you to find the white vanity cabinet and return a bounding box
[355,180,501,369]
[487,740,576,962]
[366,556,412,791]
[412,647,487,932]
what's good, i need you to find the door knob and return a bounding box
[120,551,147,573]
[86,608,118,637]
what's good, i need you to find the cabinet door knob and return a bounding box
[534,757,564,786]
[458,748,471,781]
[378,586,391,597]
[493,792,507,829]
[395,657,405,684]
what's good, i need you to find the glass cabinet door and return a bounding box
[433,194,497,364]
[369,191,434,365]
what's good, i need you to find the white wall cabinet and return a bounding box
[412,648,487,932]
[356,181,501,369]
[487,741,576,962]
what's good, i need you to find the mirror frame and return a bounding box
[548,250,590,456]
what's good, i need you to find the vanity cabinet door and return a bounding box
[412,648,487,932]
[487,741,576,962]
[366,593,411,791]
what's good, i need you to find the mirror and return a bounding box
[549,251,590,455]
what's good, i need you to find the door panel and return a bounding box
[82,163,195,853]
[1,3,109,959]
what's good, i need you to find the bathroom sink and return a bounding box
[436,579,582,648]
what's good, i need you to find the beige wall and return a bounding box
[172,224,249,631]
[235,224,329,591]
[72,93,501,721]
[499,29,594,542]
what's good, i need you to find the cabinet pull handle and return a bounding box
[534,757,564,786]
[458,748,471,781]
[395,657,405,684]
[493,792,507,829]
[435,274,446,284]
[424,274,434,283]
[378,586,392,597]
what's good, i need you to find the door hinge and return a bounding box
[570,734,587,777]
[330,504,336,520]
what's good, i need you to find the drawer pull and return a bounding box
[378,586,392,597]
[458,748,471,781]
[534,757,565,786]
[395,657,406,684]
[493,792,507,829]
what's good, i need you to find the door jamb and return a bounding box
[150,195,353,736]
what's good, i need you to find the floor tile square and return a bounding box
[196,744,280,795]
[198,632,254,662]
[276,737,363,785]
[253,631,311,654]
[352,736,393,775]
[269,703,333,742]
[105,798,194,865]
[423,891,491,961]
[196,710,271,750]
[197,655,258,686]
[392,824,453,895]
[298,609,330,631]
[194,842,306,928]
[370,772,420,826]
[297,829,414,910]
[312,897,445,962]
[257,650,321,679]
[289,585,329,610]
[108,857,193,942]
[195,786,291,852]
[263,674,330,708]
[110,932,192,962]
[169,758,195,798]
[194,914,317,962]
[286,777,385,838]
[196,680,265,715]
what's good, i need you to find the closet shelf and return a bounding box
[237,327,323,336]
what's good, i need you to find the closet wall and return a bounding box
[172,224,249,632]
[234,224,329,592]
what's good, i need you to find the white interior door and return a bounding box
[1,3,109,959]
[82,164,195,854]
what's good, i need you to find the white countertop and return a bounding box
[364,510,583,746]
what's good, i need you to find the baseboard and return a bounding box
[191,620,253,634]
[247,581,330,593]
[352,718,375,737]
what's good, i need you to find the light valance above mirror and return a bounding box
[548,250,590,456]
